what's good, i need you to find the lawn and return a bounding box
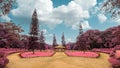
[6,52,111,68]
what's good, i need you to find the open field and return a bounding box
[6,52,111,68]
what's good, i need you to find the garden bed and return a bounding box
[65,51,100,58]
[20,50,55,58]
[92,48,113,54]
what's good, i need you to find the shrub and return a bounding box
[0,51,5,58]
[109,57,120,68]
[0,51,9,68]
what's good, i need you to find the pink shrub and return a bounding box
[20,51,55,58]
[0,51,5,58]
[0,48,26,68]
[0,56,9,68]
[108,57,120,67]
[92,48,113,54]
[65,51,99,58]
[115,51,120,59]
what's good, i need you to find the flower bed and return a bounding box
[65,51,100,58]
[20,51,55,58]
[0,48,26,56]
[92,48,113,54]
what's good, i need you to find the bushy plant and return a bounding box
[0,51,9,68]
[75,25,120,50]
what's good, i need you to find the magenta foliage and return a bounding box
[92,48,113,54]
[109,57,120,67]
[0,51,9,68]
[66,42,75,50]
[108,50,120,68]
[75,25,120,50]
[0,48,27,68]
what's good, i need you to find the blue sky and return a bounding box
[0,0,120,45]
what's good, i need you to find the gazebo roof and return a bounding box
[54,45,66,49]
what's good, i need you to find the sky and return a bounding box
[0,0,120,45]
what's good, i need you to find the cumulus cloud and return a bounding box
[12,0,53,17]
[11,0,97,29]
[0,15,11,22]
[74,0,97,10]
[66,38,74,43]
[41,29,48,34]
[112,19,120,24]
[97,14,107,23]
[40,29,53,37]
[72,21,91,30]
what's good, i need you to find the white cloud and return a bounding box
[0,15,11,22]
[97,14,107,23]
[82,21,91,29]
[72,21,91,30]
[74,0,97,10]
[113,19,120,24]
[42,29,48,34]
[67,38,74,43]
[11,0,53,17]
[40,29,52,37]
[11,0,97,29]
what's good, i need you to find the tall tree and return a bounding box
[75,23,87,51]
[39,31,45,51]
[29,9,39,54]
[79,23,83,35]
[76,23,83,44]
[52,34,57,47]
[61,32,66,46]
[101,0,120,19]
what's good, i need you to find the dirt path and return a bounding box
[6,52,111,68]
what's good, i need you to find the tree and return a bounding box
[29,9,39,54]
[52,34,57,47]
[0,0,16,16]
[75,23,87,51]
[39,31,45,51]
[61,32,66,46]
[101,0,120,19]
[75,29,101,50]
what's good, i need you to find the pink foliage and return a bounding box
[92,48,113,54]
[65,51,99,58]
[115,50,120,59]
[0,59,4,68]
[0,48,26,56]
[20,50,55,58]
[0,51,9,68]
[0,48,27,68]
[108,50,120,67]
[108,57,120,67]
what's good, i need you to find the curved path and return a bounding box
[6,52,111,68]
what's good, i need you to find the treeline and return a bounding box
[67,25,120,50]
